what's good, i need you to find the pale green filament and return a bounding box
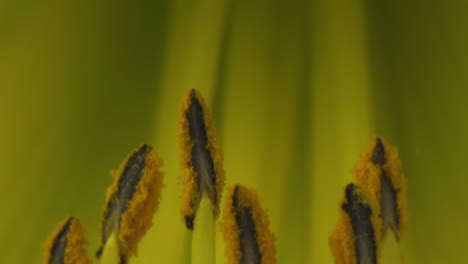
[100,232,120,264]
[191,193,215,264]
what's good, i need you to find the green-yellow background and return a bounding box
[1,0,467,263]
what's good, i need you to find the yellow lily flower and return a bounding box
[1,0,467,263]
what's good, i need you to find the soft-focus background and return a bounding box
[1,0,467,263]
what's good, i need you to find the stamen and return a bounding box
[97,144,164,262]
[343,184,377,264]
[180,89,224,229]
[222,185,276,264]
[329,184,378,264]
[50,217,72,264]
[42,217,91,264]
[353,137,408,240]
[233,187,262,264]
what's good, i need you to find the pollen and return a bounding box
[180,89,224,229]
[222,185,276,264]
[329,184,379,264]
[97,144,164,260]
[42,217,91,264]
[353,137,408,240]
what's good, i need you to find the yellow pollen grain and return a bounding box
[329,210,355,264]
[64,219,91,264]
[222,185,277,264]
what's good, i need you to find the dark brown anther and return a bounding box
[233,186,262,264]
[371,138,386,166]
[342,184,377,264]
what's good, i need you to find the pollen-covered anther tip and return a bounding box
[353,137,408,241]
[222,185,277,264]
[98,144,164,261]
[371,137,386,166]
[42,217,91,264]
[179,89,224,229]
[330,184,378,264]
